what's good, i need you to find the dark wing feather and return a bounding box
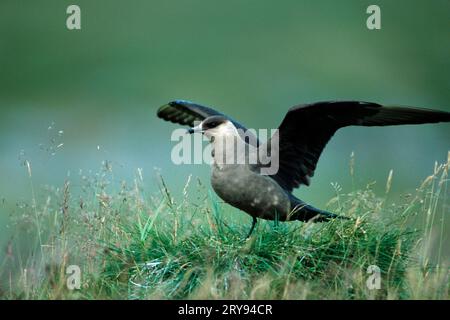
[262,101,450,192]
[157,100,259,146]
[157,100,225,127]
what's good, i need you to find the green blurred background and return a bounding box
[0,0,449,249]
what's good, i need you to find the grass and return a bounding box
[0,154,449,300]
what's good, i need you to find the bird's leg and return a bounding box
[274,219,279,228]
[246,217,258,239]
[273,211,280,229]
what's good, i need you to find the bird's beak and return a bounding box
[187,124,203,134]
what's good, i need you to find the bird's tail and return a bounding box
[289,195,349,222]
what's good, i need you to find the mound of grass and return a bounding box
[1,155,449,300]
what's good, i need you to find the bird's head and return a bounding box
[188,115,237,140]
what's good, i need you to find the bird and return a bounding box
[157,99,450,238]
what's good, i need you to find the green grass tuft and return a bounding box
[1,155,449,300]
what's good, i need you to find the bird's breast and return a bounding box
[211,165,291,220]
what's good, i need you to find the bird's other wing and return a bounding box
[261,101,450,192]
[157,100,259,146]
[158,100,225,127]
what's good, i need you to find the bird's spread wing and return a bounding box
[158,100,225,127]
[157,100,259,145]
[261,101,450,192]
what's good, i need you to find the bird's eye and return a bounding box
[206,122,219,128]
